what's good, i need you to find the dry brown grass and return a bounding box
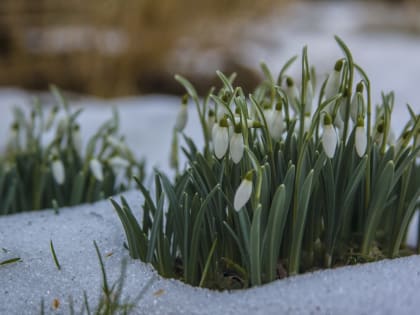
[0,0,286,97]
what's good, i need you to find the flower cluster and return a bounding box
[0,87,144,214]
[114,38,419,290]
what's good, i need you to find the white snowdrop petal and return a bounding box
[109,156,130,169]
[214,126,229,159]
[322,124,337,158]
[234,179,253,211]
[52,159,65,185]
[230,133,244,164]
[269,110,284,141]
[355,126,367,157]
[89,159,104,182]
[325,70,341,101]
[72,128,82,154]
[175,105,188,132]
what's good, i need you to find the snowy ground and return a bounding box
[1,2,420,314]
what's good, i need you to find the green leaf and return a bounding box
[250,204,262,286]
[289,170,314,275]
[174,75,198,101]
[361,161,395,255]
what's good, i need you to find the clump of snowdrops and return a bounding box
[0,87,144,214]
[113,37,419,289]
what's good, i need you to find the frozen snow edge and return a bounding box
[1,190,420,315]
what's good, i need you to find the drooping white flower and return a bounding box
[7,122,19,150]
[45,105,59,131]
[268,103,285,141]
[212,118,229,159]
[322,114,337,159]
[89,158,104,182]
[373,122,385,146]
[234,172,253,211]
[72,124,82,155]
[174,100,188,132]
[207,110,216,139]
[51,157,65,185]
[286,77,300,113]
[304,79,314,115]
[108,156,130,171]
[106,135,129,156]
[355,118,367,157]
[230,126,244,164]
[324,60,343,102]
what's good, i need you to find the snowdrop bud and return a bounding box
[57,116,69,136]
[395,130,410,153]
[174,95,188,132]
[339,89,349,121]
[72,124,82,154]
[304,79,313,115]
[7,122,19,150]
[286,77,300,112]
[263,103,273,127]
[324,60,343,101]
[230,125,244,164]
[108,156,130,170]
[51,156,65,185]
[106,135,129,156]
[45,105,59,131]
[269,102,285,142]
[355,117,367,157]
[234,171,253,211]
[212,117,229,159]
[373,122,385,146]
[350,82,364,123]
[322,114,337,159]
[207,110,216,138]
[89,158,103,182]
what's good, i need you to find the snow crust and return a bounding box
[1,2,420,314]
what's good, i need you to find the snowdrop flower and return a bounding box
[304,79,313,115]
[71,124,82,154]
[268,102,285,141]
[57,116,69,136]
[7,122,19,150]
[322,114,337,158]
[262,103,273,125]
[174,95,188,132]
[45,105,59,131]
[108,156,130,171]
[51,156,65,185]
[350,82,364,123]
[212,117,229,159]
[286,77,300,113]
[106,135,129,156]
[207,110,216,138]
[234,171,253,211]
[355,117,367,157]
[395,131,410,153]
[324,60,343,102]
[230,125,244,164]
[89,158,103,182]
[373,122,385,146]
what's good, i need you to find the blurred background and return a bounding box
[0,0,419,97]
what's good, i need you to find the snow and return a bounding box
[1,2,420,314]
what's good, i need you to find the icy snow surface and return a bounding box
[1,2,420,314]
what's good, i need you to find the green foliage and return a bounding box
[0,87,144,214]
[113,37,420,289]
